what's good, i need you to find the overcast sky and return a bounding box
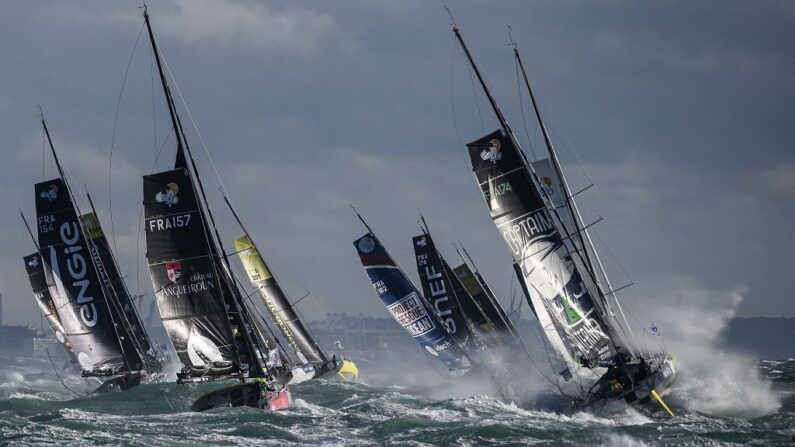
[1,1,793,330]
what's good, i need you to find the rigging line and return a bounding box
[39,314,85,397]
[511,42,536,159]
[467,58,486,135]
[160,43,324,333]
[135,126,175,300]
[108,20,146,257]
[448,34,477,187]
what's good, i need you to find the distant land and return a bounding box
[1,315,792,360]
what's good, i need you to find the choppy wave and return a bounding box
[1,356,793,446]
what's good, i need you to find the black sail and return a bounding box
[452,262,518,345]
[23,252,78,363]
[466,130,616,364]
[82,212,152,369]
[412,233,478,353]
[35,178,128,375]
[144,169,238,377]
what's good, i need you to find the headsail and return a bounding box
[82,211,156,371]
[35,178,129,375]
[23,252,77,363]
[234,235,327,368]
[354,231,471,372]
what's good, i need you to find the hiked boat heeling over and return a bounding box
[232,227,359,384]
[449,20,677,414]
[352,210,472,374]
[140,7,290,411]
[412,217,524,357]
[23,117,161,392]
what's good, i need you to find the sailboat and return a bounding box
[412,220,483,357]
[231,222,359,384]
[450,22,678,415]
[27,117,162,392]
[140,7,290,411]
[353,211,473,374]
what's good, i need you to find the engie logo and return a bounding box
[155,182,179,207]
[50,221,98,328]
[166,261,182,283]
[40,184,58,201]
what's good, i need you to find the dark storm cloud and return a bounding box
[1,1,792,327]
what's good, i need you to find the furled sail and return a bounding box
[143,169,239,378]
[354,232,471,372]
[23,252,77,363]
[234,235,327,368]
[466,130,615,366]
[35,178,128,375]
[412,233,479,352]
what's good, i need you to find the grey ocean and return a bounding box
[0,355,792,446]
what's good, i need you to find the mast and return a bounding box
[144,7,187,168]
[39,116,138,373]
[511,37,638,351]
[143,8,272,379]
[452,24,617,333]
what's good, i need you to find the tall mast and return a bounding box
[39,116,137,372]
[143,7,187,168]
[511,38,639,350]
[144,8,271,378]
[451,25,613,322]
[510,39,598,278]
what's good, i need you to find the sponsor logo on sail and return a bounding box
[28,256,39,267]
[415,236,427,247]
[40,184,58,201]
[49,221,98,328]
[541,176,554,196]
[480,139,503,164]
[162,270,215,297]
[155,182,179,207]
[358,236,375,253]
[166,261,181,283]
[386,292,435,337]
[424,264,458,335]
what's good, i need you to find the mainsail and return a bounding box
[412,232,479,352]
[466,131,615,366]
[23,252,77,363]
[144,169,240,378]
[234,235,328,368]
[354,230,471,372]
[141,8,275,386]
[35,178,130,375]
[450,25,624,373]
